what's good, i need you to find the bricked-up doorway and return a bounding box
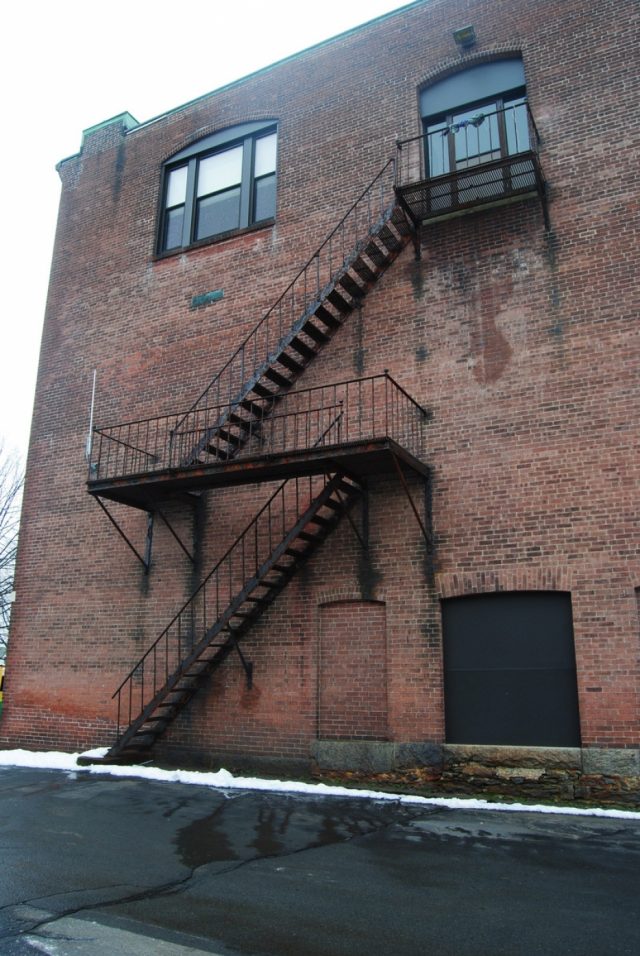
[318,600,388,739]
[442,592,581,747]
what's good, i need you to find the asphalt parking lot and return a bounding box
[1,766,639,955]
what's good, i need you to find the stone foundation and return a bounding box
[312,741,640,806]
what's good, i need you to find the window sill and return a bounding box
[154,218,275,261]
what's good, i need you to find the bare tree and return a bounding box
[0,444,23,660]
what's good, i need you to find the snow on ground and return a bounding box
[0,748,638,820]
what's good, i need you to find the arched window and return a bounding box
[158,121,277,254]
[421,59,529,178]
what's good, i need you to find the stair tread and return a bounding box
[326,288,353,311]
[276,351,306,374]
[239,398,272,416]
[351,256,379,282]
[228,413,256,430]
[263,367,292,388]
[314,304,342,328]
[251,382,279,399]
[300,320,330,344]
[288,337,317,360]
[338,274,365,298]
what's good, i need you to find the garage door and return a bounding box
[442,591,581,747]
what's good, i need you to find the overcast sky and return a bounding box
[0,0,412,464]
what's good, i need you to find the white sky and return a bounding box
[0,0,414,464]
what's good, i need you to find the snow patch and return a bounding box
[0,748,638,820]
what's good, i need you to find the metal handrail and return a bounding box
[90,373,429,482]
[395,102,541,190]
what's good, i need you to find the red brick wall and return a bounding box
[318,600,388,740]
[2,0,638,764]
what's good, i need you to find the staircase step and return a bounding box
[363,241,391,267]
[351,256,379,283]
[390,206,411,235]
[300,320,330,344]
[239,398,272,416]
[276,351,306,375]
[324,497,345,511]
[314,304,342,329]
[377,223,403,252]
[338,274,365,299]
[288,336,317,361]
[214,428,242,446]
[263,367,292,388]
[336,477,361,491]
[309,514,332,528]
[207,446,231,460]
[326,287,353,312]
[228,413,256,431]
[251,381,279,399]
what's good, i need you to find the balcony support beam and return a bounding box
[156,509,195,565]
[390,451,432,548]
[94,496,152,574]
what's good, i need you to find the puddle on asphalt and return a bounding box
[175,795,395,868]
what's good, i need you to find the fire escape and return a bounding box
[87,110,546,763]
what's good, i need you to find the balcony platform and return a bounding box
[87,437,429,510]
[395,151,546,226]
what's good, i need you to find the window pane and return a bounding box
[253,174,276,222]
[254,133,277,177]
[452,105,501,167]
[196,187,241,239]
[163,206,184,250]
[425,120,450,176]
[197,146,243,197]
[504,98,530,155]
[166,165,188,208]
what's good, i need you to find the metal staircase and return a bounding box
[90,161,413,482]
[104,472,362,763]
[172,159,412,468]
[89,159,421,763]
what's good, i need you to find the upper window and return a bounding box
[421,59,529,178]
[159,121,277,254]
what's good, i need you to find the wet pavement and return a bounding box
[1,766,639,954]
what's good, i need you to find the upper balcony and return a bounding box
[88,373,430,510]
[395,102,546,228]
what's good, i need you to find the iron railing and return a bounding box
[395,102,544,219]
[90,373,428,481]
[111,471,352,739]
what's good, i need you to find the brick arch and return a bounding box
[436,565,575,600]
[157,117,280,165]
[416,46,526,95]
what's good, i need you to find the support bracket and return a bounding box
[156,509,195,564]
[411,219,422,261]
[326,470,368,551]
[94,496,153,574]
[390,453,433,548]
[233,637,254,690]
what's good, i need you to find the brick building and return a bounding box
[2,0,638,792]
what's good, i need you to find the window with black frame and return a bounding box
[159,121,277,254]
[421,59,530,209]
